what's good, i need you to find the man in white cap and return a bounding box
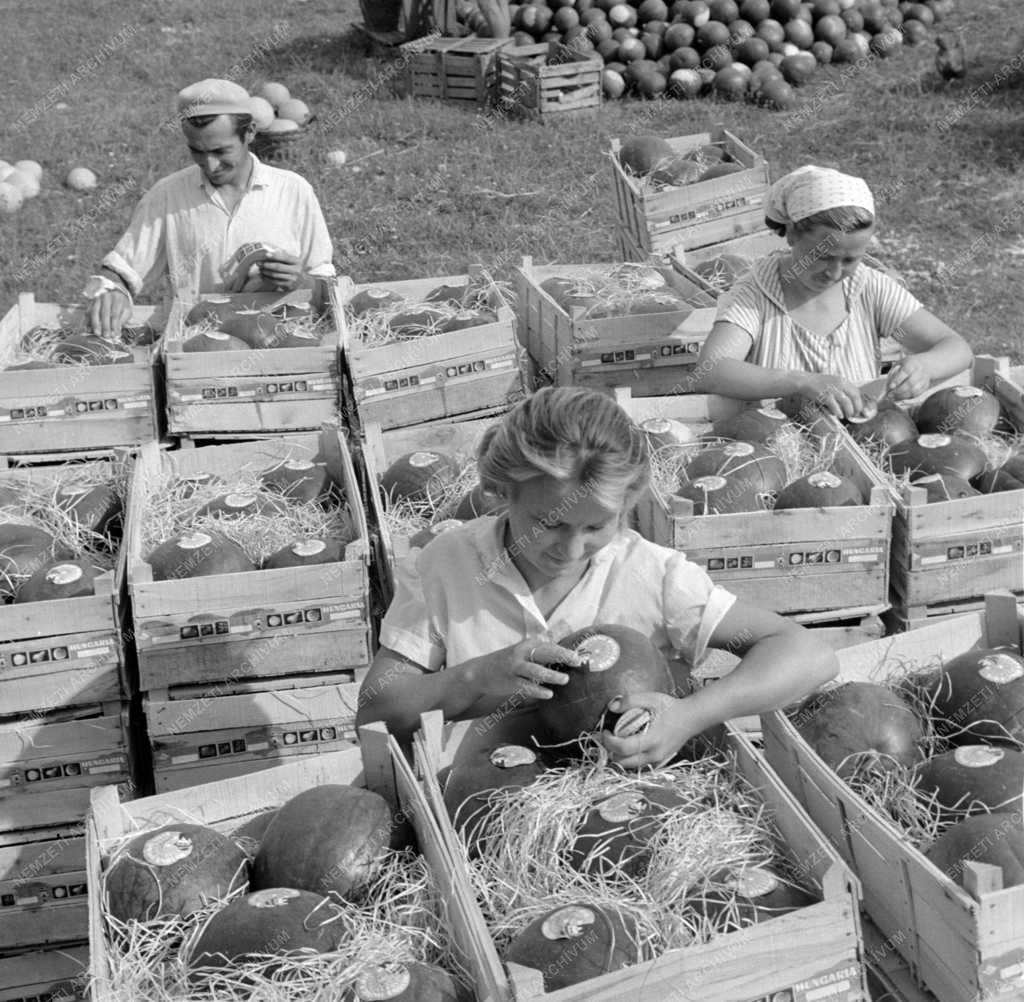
[86,78,335,336]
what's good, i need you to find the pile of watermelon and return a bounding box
[456,0,954,108]
[181,296,330,353]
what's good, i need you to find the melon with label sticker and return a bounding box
[915,385,1001,438]
[262,537,345,569]
[351,961,461,1002]
[713,405,797,445]
[380,451,460,504]
[16,558,97,603]
[772,471,864,509]
[915,746,1024,817]
[146,530,257,580]
[888,433,987,481]
[927,649,1024,743]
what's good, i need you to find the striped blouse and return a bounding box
[714,252,922,384]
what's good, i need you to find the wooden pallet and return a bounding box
[617,388,895,618]
[143,680,362,792]
[882,357,1024,624]
[610,125,772,258]
[515,255,716,395]
[0,294,167,458]
[0,943,88,1000]
[762,591,1024,1002]
[496,42,602,119]
[404,36,515,104]
[161,288,342,439]
[410,710,870,1002]
[338,270,525,433]
[124,424,373,696]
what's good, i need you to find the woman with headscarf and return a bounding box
[695,165,972,420]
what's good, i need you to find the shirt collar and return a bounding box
[195,151,269,194]
[753,250,866,310]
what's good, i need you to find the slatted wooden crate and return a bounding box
[496,41,602,119]
[409,710,870,1002]
[611,126,771,258]
[160,288,342,440]
[0,944,88,1001]
[361,416,499,607]
[669,228,787,294]
[124,424,373,697]
[874,356,1024,630]
[0,294,168,460]
[762,591,1024,1002]
[617,388,894,621]
[142,679,362,792]
[404,35,514,103]
[515,256,716,395]
[87,732,494,1001]
[338,271,525,433]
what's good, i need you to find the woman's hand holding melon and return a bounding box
[599,692,711,769]
[463,640,581,703]
[794,372,865,421]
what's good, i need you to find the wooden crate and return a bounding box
[338,271,525,432]
[762,591,1024,1002]
[610,126,772,258]
[410,710,870,1002]
[143,680,362,792]
[617,388,895,618]
[0,944,88,1000]
[515,256,716,395]
[496,42,602,119]
[669,228,788,295]
[0,294,168,459]
[362,416,499,607]
[87,732,493,1001]
[124,424,373,696]
[0,462,127,718]
[404,36,514,103]
[161,288,342,439]
[882,356,1024,626]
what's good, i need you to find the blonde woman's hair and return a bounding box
[476,387,650,511]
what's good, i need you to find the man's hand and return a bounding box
[88,290,132,339]
[258,250,303,292]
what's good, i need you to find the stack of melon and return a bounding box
[846,384,1022,502]
[455,0,954,108]
[440,625,821,992]
[101,781,466,999]
[0,158,43,215]
[248,80,312,141]
[180,295,329,353]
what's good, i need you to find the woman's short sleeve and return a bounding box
[378,554,446,672]
[662,552,737,664]
[713,274,764,344]
[864,268,923,343]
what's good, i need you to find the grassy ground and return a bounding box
[0,0,1022,359]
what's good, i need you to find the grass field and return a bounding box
[0,0,1022,360]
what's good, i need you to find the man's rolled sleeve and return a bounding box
[102,186,169,297]
[297,178,336,279]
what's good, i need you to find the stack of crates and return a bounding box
[123,423,374,792]
[0,461,135,993]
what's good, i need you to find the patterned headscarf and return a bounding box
[764,165,875,226]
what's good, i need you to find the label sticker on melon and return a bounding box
[204,295,232,304]
[693,475,727,491]
[730,866,780,898]
[978,653,1024,685]
[575,634,620,672]
[808,472,843,489]
[177,531,212,550]
[292,539,327,557]
[431,519,463,535]
[757,407,787,421]
[954,745,1005,768]
[203,331,232,341]
[224,492,257,509]
[723,442,755,457]
[355,963,411,1001]
[490,745,536,769]
[46,564,83,586]
[596,791,647,823]
[284,458,315,471]
[142,830,194,867]
[542,905,595,940]
[409,451,441,468]
[60,484,91,498]
[248,888,301,908]
[954,386,983,398]
[642,418,672,434]
[918,434,951,448]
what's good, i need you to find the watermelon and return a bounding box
[773,471,864,509]
[713,405,797,445]
[927,648,1024,743]
[915,385,1001,438]
[410,519,464,550]
[698,866,819,928]
[915,746,1024,816]
[105,823,248,922]
[188,887,339,976]
[263,537,345,570]
[348,288,402,316]
[908,473,980,503]
[924,813,1024,889]
[568,781,689,877]
[676,470,774,515]
[443,743,546,856]
[0,523,74,597]
[183,330,250,353]
[617,134,675,175]
[251,785,397,900]
[352,961,461,1002]
[0,483,20,507]
[55,483,122,536]
[15,559,97,603]
[888,434,987,481]
[682,440,787,488]
[639,417,697,450]
[175,472,223,498]
[452,483,503,520]
[975,447,1024,493]
[196,491,289,518]
[424,282,470,306]
[146,530,257,581]
[503,902,639,991]
[216,309,273,349]
[792,682,924,777]
[380,451,460,504]
[265,301,314,324]
[186,296,240,327]
[439,308,497,332]
[538,277,598,315]
[387,307,449,336]
[260,459,334,504]
[845,405,918,448]
[535,624,676,753]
